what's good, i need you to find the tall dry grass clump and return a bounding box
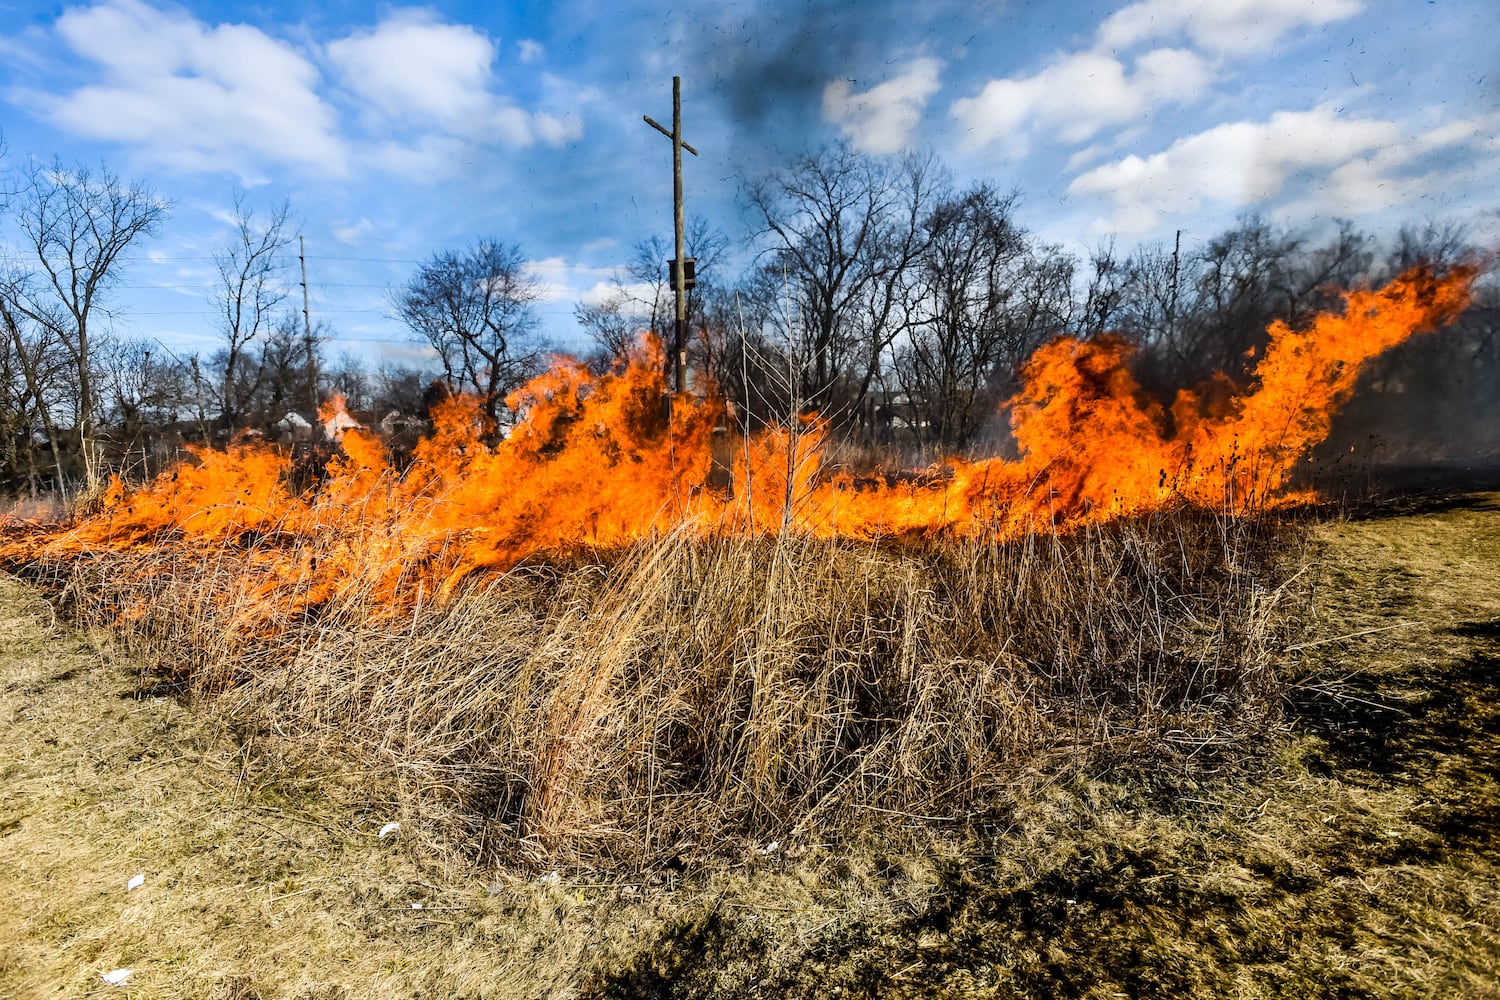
[34,504,1294,868]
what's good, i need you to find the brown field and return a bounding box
[2,493,1498,998]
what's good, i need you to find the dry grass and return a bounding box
[22,504,1292,868]
[3,494,1497,997]
[579,493,1500,998]
[0,572,699,998]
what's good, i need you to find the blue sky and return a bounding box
[1,0,1495,367]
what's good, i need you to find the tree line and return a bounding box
[1,141,1495,499]
[0,161,430,497]
[582,143,1496,464]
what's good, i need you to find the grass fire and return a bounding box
[3,0,1498,987]
[3,263,1475,595]
[2,259,1497,997]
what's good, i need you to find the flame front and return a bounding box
[0,266,1476,616]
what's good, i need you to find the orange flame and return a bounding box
[0,265,1477,616]
[317,389,361,440]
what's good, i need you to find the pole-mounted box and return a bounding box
[667,258,696,290]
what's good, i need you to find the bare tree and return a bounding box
[395,239,547,434]
[371,364,433,415]
[328,349,373,413]
[1127,217,1374,393]
[8,160,167,488]
[573,294,638,370]
[1074,240,1127,340]
[1336,220,1497,464]
[1002,241,1077,377]
[0,278,71,493]
[894,184,1027,448]
[575,217,728,371]
[98,337,192,478]
[746,142,939,424]
[1384,219,1472,276]
[214,195,294,429]
[0,322,29,492]
[248,313,326,432]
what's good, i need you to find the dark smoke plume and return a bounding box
[688,0,980,143]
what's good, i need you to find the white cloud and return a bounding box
[578,279,658,310]
[1067,106,1494,234]
[0,25,53,74]
[952,48,1209,150]
[823,58,942,155]
[328,10,579,149]
[327,11,493,124]
[1065,144,1111,173]
[1100,0,1363,56]
[1132,47,1213,99]
[951,0,1363,155]
[332,218,376,245]
[13,2,581,181]
[1283,112,1500,219]
[517,39,543,64]
[27,0,346,175]
[524,257,622,307]
[532,111,581,147]
[526,255,573,303]
[364,133,469,179]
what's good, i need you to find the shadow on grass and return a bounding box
[117,678,193,701]
[1287,615,1500,855]
[586,614,1500,1000]
[582,829,1374,1000]
[1301,465,1500,522]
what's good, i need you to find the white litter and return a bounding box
[411,902,423,910]
[101,969,134,986]
[126,874,144,891]
[378,822,401,839]
[536,870,561,885]
[760,840,780,855]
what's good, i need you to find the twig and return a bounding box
[858,804,961,823]
[1290,683,1408,715]
[1283,620,1423,652]
[268,884,323,903]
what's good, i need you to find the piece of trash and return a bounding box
[760,840,780,854]
[411,902,423,910]
[101,969,133,986]
[378,822,401,839]
[536,870,560,885]
[486,882,505,896]
[126,874,144,891]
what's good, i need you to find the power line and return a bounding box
[0,251,615,270]
[127,304,579,316]
[129,308,392,316]
[117,280,401,290]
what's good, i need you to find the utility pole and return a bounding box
[643,76,698,395]
[1169,229,1181,332]
[299,235,320,438]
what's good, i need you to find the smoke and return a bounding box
[1310,282,1500,486]
[689,0,972,144]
